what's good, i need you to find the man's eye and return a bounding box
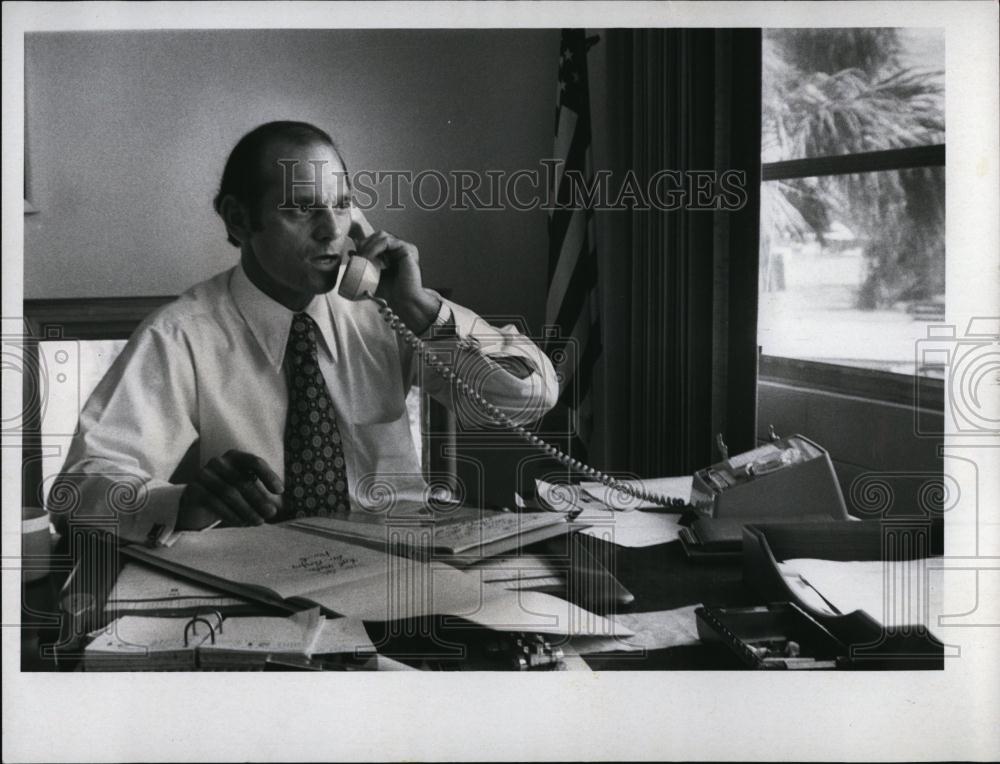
[297,204,312,214]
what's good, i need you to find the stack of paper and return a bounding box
[778,558,946,633]
[128,524,632,639]
[287,507,570,562]
[84,615,202,670]
[472,554,566,592]
[535,479,688,548]
[199,610,376,668]
[106,562,256,616]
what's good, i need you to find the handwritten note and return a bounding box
[141,525,404,600]
[291,550,359,575]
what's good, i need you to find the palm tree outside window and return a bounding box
[758,28,945,403]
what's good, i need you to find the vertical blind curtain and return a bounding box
[596,29,762,477]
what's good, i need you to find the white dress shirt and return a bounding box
[55,265,558,545]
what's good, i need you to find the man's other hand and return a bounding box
[179,450,284,528]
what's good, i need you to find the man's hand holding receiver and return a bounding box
[349,209,443,336]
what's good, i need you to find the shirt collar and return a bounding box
[229,264,338,369]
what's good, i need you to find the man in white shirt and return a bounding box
[54,121,558,545]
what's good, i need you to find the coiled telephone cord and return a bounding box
[372,298,684,511]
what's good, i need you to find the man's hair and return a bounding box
[213,121,346,247]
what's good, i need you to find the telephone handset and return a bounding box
[339,208,381,301]
[338,208,681,511]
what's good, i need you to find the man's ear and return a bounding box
[219,195,253,246]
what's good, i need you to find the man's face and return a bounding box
[244,139,354,305]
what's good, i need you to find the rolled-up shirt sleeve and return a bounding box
[51,321,199,547]
[405,294,560,427]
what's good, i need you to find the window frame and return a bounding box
[759,142,946,406]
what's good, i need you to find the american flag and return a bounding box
[546,29,601,446]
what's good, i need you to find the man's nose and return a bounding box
[312,206,343,242]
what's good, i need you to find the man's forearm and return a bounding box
[414,299,560,426]
[390,288,443,336]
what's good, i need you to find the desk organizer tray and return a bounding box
[695,603,848,669]
[741,520,945,670]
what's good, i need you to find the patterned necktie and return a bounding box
[282,313,351,518]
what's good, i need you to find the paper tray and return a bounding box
[741,520,944,669]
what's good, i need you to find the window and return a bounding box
[758,29,945,402]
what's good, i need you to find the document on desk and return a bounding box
[85,610,375,670]
[85,611,318,670]
[84,615,203,670]
[133,524,407,602]
[198,611,377,667]
[774,566,839,616]
[447,588,634,638]
[106,562,256,614]
[305,562,627,636]
[472,553,566,591]
[535,479,685,547]
[130,524,619,634]
[779,558,945,632]
[570,605,701,654]
[196,609,322,666]
[132,524,485,619]
[289,508,568,557]
[309,616,376,657]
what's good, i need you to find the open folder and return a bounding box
[125,520,631,639]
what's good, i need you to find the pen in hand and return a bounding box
[179,449,284,528]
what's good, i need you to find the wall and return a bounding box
[24,29,559,331]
